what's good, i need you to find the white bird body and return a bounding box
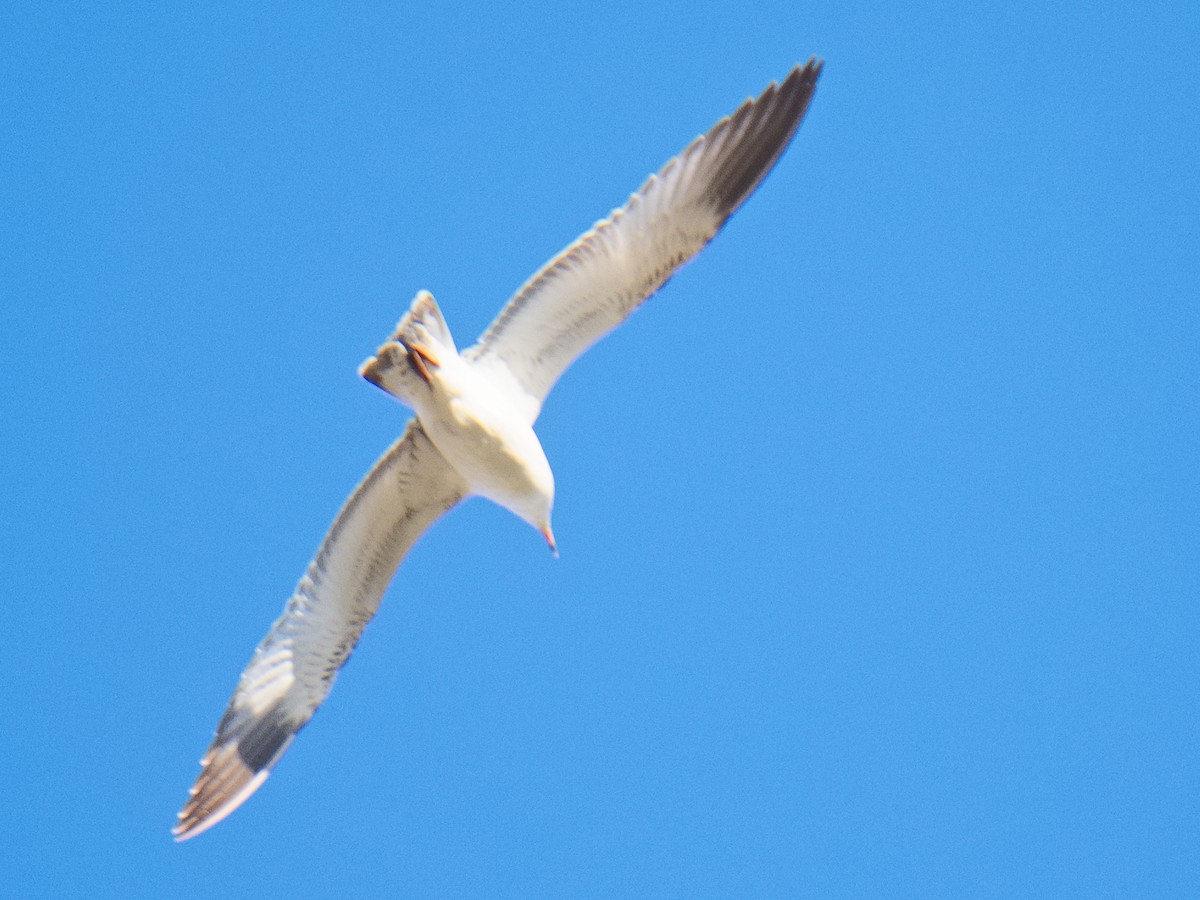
[175,60,823,841]
[424,371,554,539]
[363,290,556,546]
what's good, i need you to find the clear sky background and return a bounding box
[3,2,1197,897]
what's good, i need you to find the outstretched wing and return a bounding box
[174,421,467,841]
[464,59,823,407]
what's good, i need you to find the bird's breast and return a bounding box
[415,361,553,515]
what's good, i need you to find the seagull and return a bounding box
[175,59,823,841]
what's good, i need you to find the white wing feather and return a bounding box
[174,422,467,840]
[464,59,823,407]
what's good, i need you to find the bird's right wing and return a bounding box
[174,420,467,841]
[464,60,822,408]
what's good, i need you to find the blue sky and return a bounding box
[3,1,1198,897]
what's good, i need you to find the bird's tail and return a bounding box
[360,290,459,405]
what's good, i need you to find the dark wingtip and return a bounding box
[173,743,271,842]
[173,702,299,842]
[706,58,824,221]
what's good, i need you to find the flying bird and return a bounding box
[175,59,823,841]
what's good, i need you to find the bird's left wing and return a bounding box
[463,59,822,407]
[174,421,467,841]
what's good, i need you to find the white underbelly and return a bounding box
[413,362,555,519]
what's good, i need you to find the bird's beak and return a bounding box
[541,525,559,558]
